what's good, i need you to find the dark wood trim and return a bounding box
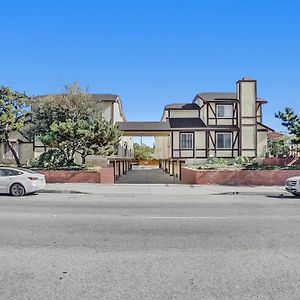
[205,131,209,158]
[204,99,239,103]
[238,131,241,156]
[241,123,256,127]
[208,103,216,118]
[232,131,239,157]
[232,131,239,148]
[208,117,235,120]
[193,132,195,158]
[18,141,32,144]
[33,135,36,152]
[206,103,209,125]
[111,102,114,123]
[171,131,174,158]
[257,129,268,132]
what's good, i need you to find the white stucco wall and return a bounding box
[169,110,198,118]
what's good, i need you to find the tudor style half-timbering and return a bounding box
[154,78,270,176]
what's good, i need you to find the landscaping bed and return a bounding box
[181,167,300,185]
[37,166,114,184]
[181,157,300,185]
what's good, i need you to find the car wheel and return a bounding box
[10,183,25,197]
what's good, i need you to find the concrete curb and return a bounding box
[41,190,90,194]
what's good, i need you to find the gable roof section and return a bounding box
[193,92,267,104]
[257,122,274,132]
[89,94,119,102]
[165,103,200,110]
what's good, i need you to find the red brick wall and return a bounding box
[181,167,300,186]
[263,157,300,166]
[38,166,115,184]
[99,166,115,184]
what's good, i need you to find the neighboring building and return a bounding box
[0,94,133,166]
[154,78,270,177]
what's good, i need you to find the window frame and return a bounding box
[0,168,23,177]
[216,132,233,150]
[180,132,194,150]
[216,104,233,119]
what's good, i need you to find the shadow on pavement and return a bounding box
[266,195,300,199]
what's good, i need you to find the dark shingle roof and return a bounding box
[165,103,200,110]
[89,94,119,101]
[169,118,206,128]
[194,92,267,103]
[117,121,171,132]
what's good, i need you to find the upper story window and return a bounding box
[180,133,193,150]
[217,105,233,118]
[216,132,232,149]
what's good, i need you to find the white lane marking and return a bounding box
[129,216,229,219]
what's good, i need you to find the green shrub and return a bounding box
[233,156,252,166]
[31,149,81,169]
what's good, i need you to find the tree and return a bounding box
[133,143,154,161]
[31,82,102,135]
[41,118,121,165]
[0,86,29,166]
[32,83,121,166]
[267,139,290,157]
[75,119,121,165]
[275,108,300,144]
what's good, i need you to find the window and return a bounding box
[180,133,193,150]
[216,132,232,149]
[0,169,22,177]
[217,105,233,118]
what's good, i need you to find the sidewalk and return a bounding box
[44,183,289,196]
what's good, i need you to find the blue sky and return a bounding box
[1,0,299,141]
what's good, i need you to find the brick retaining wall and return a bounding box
[38,166,115,184]
[263,157,300,166]
[181,167,300,186]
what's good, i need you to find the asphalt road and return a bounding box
[0,190,300,299]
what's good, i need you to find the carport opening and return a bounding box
[113,121,186,184]
[114,133,182,184]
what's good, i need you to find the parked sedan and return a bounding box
[285,176,300,197]
[0,167,46,196]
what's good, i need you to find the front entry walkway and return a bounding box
[116,166,178,184]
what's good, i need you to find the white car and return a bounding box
[285,176,300,197]
[0,167,46,196]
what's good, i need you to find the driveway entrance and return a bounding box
[116,165,177,184]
